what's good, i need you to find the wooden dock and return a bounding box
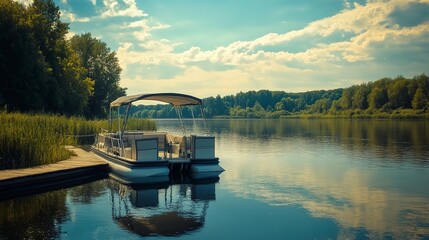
[0,146,109,200]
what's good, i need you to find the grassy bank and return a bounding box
[0,111,156,170]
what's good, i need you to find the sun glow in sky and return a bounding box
[50,0,429,97]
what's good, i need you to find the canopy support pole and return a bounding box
[117,107,120,134]
[200,105,209,135]
[108,107,112,132]
[191,106,196,126]
[175,105,187,136]
[122,103,131,134]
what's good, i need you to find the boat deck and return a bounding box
[161,152,190,164]
[167,158,190,163]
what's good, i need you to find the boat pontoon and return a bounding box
[91,93,224,183]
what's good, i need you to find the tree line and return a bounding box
[130,74,428,118]
[330,75,429,115]
[0,0,125,118]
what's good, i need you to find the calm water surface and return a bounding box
[1,119,429,239]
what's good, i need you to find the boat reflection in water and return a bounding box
[107,173,219,237]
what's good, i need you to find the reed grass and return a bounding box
[0,111,156,170]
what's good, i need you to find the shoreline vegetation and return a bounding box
[0,111,156,170]
[130,75,429,120]
[213,109,429,119]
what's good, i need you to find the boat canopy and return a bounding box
[110,93,203,107]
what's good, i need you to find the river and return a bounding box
[1,119,428,239]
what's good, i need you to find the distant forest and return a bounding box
[130,74,429,118]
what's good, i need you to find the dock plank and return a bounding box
[0,146,106,182]
[0,146,108,195]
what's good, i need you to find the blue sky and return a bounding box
[22,0,429,97]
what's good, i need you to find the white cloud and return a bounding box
[117,42,177,69]
[123,19,170,42]
[116,0,429,96]
[174,0,428,66]
[343,0,352,9]
[60,10,91,22]
[101,0,147,18]
[121,67,256,97]
[59,1,148,23]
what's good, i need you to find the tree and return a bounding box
[310,98,331,113]
[329,100,341,114]
[222,95,235,109]
[214,95,227,116]
[203,97,215,117]
[351,84,370,110]
[256,90,272,109]
[368,86,388,110]
[0,0,92,115]
[338,86,356,110]
[29,0,74,113]
[412,88,427,110]
[0,0,47,111]
[58,44,94,114]
[281,97,295,112]
[387,77,411,109]
[252,101,266,118]
[70,33,125,118]
[275,101,284,111]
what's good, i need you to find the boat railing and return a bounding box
[95,131,216,161]
[95,133,126,157]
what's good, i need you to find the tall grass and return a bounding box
[0,111,156,170]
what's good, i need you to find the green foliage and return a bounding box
[352,84,370,110]
[309,98,332,113]
[70,33,125,119]
[0,111,156,169]
[0,0,49,111]
[129,75,428,119]
[368,86,388,109]
[0,0,122,117]
[388,77,412,109]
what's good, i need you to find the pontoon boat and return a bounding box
[91,93,224,183]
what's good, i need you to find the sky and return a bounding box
[21,0,429,97]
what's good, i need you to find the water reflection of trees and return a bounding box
[68,180,107,204]
[220,119,429,164]
[0,190,69,239]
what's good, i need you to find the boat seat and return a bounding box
[123,132,166,152]
[191,136,215,159]
[166,133,187,157]
[130,138,159,161]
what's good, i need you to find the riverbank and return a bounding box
[0,146,108,200]
[280,111,429,119]
[0,111,156,170]
[213,109,429,119]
